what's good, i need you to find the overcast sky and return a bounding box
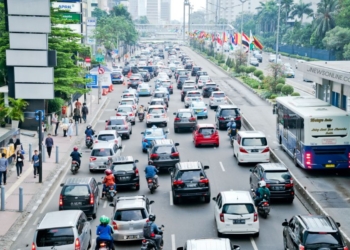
[171,0,206,21]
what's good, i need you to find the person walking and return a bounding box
[61,117,69,137]
[31,150,40,178]
[73,107,81,123]
[45,133,54,158]
[51,113,59,136]
[0,153,8,185]
[67,119,74,140]
[75,99,82,109]
[82,103,89,123]
[15,151,24,178]
[14,139,22,155]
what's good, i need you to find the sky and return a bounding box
[171,0,206,21]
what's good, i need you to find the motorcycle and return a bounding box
[85,136,93,149]
[71,161,79,175]
[104,185,117,202]
[138,112,145,122]
[141,225,164,250]
[147,177,157,194]
[251,189,270,219]
[97,241,112,250]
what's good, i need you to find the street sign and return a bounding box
[95,54,104,62]
[85,57,91,63]
[35,110,45,121]
[98,67,105,74]
[86,74,97,87]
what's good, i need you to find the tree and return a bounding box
[110,5,132,21]
[0,3,8,87]
[282,85,294,95]
[281,0,295,23]
[268,63,284,93]
[282,22,313,46]
[290,0,314,24]
[232,13,256,34]
[255,0,279,33]
[336,0,350,28]
[92,8,108,21]
[135,16,149,24]
[218,18,228,24]
[343,43,350,59]
[313,0,339,39]
[189,11,205,24]
[233,49,247,72]
[322,26,350,59]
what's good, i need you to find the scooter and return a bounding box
[251,190,270,219]
[104,185,117,202]
[141,226,164,250]
[71,161,79,175]
[85,136,93,149]
[97,241,112,250]
[147,177,158,194]
[138,112,145,122]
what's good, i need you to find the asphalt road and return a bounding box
[11,46,311,250]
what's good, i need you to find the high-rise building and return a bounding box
[147,0,160,24]
[128,0,139,19]
[160,0,171,23]
[138,0,147,17]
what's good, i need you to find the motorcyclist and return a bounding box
[143,214,162,250]
[144,160,159,186]
[70,147,82,168]
[254,180,271,206]
[85,125,95,140]
[95,215,115,250]
[226,118,237,138]
[102,169,116,199]
[138,105,145,116]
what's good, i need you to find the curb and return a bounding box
[7,96,109,248]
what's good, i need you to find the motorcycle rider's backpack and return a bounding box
[143,221,153,238]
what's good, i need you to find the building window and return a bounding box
[342,95,347,110]
[331,92,339,107]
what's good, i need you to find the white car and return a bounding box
[115,105,136,125]
[197,76,211,89]
[233,131,270,164]
[95,130,122,149]
[146,105,169,127]
[138,60,147,67]
[119,98,137,111]
[121,92,138,104]
[137,83,152,96]
[184,91,203,108]
[209,91,228,109]
[213,190,259,237]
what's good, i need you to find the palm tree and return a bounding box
[290,0,314,24]
[256,0,279,32]
[281,0,294,22]
[313,0,339,38]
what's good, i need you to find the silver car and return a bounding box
[197,76,211,89]
[184,90,203,108]
[115,105,136,125]
[104,116,132,139]
[89,142,121,172]
[119,98,138,112]
[110,196,154,241]
[146,105,169,127]
[209,91,228,109]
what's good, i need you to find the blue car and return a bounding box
[141,125,168,152]
[137,83,152,96]
[190,101,208,119]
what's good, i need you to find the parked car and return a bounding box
[250,58,259,67]
[193,123,219,147]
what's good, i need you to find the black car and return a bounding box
[173,109,197,133]
[184,62,193,70]
[175,70,188,80]
[282,215,346,250]
[195,71,208,83]
[127,77,142,89]
[158,52,165,59]
[202,83,219,97]
[122,66,130,76]
[170,161,210,204]
[215,104,241,130]
[148,139,180,170]
[250,163,294,203]
[59,177,100,219]
[139,70,151,82]
[111,156,140,190]
[177,76,189,89]
[191,66,202,76]
[181,85,197,102]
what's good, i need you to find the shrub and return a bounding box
[259,74,265,80]
[291,92,300,96]
[254,70,263,78]
[261,91,273,99]
[246,66,256,74]
[281,85,294,95]
[277,77,286,84]
[270,94,277,99]
[48,98,65,115]
[238,65,247,73]
[226,58,231,67]
[276,83,284,92]
[229,59,235,68]
[251,82,260,89]
[242,76,260,89]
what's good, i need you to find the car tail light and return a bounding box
[129,113,134,116]
[90,157,97,162]
[343,247,349,250]
[150,153,159,159]
[174,117,181,122]
[186,98,190,101]
[89,194,94,205]
[116,113,122,116]
[100,242,106,247]
[95,140,98,143]
[169,85,173,88]
[263,202,269,206]
[299,245,305,250]
[218,116,225,121]
[235,116,241,121]
[173,180,184,185]
[254,212,258,222]
[75,238,81,250]
[203,108,207,111]
[199,80,202,83]
[219,213,224,222]
[261,147,270,153]
[181,91,183,94]
[171,152,180,157]
[239,147,249,153]
[112,221,118,230]
[199,178,209,184]
[135,168,139,176]
[143,139,148,142]
[148,179,153,183]
[32,242,36,250]
[305,152,312,168]
[59,194,63,206]
[285,182,294,188]
[86,136,91,139]
[189,117,196,121]
[114,140,118,144]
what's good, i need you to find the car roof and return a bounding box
[117,105,133,108]
[298,215,338,232]
[92,142,115,149]
[197,123,215,128]
[218,104,239,109]
[238,131,266,138]
[112,156,135,163]
[177,109,192,112]
[64,177,93,185]
[211,91,224,94]
[258,163,288,171]
[120,98,135,101]
[221,190,253,203]
[150,98,164,102]
[153,139,174,145]
[177,161,202,170]
[116,195,147,210]
[148,105,165,109]
[186,238,231,250]
[98,130,117,135]
[38,210,82,229]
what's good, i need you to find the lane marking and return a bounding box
[169,191,173,206]
[103,200,107,208]
[32,217,39,226]
[250,237,258,250]
[91,239,96,250]
[171,234,176,250]
[219,161,225,172]
[122,145,126,153]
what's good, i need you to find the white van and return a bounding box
[233,131,270,164]
[95,130,122,149]
[177,238,240,250]
[212,191,259,237]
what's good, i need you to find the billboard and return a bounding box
[52,2,81,12]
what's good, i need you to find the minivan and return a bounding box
[177,238,240,250]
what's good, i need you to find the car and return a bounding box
[284,68,295,78]
[121,92,138,104]
[295,59,306,69]
[250,163,294,203]
[89,142,122,172]
[111,71,124,84]
[119,98,137,112]
[127,76,142,89]
[197,75,211,89]
[111,156,140,190]
[141,125,168,152]
[59,177,100,219]
[181,85,197,102]
[138,60,147,67]
[148,98,167,110]
[163,67,173,78]
[250,58,259,67]
[255,53,263,62]
[284,63,292,70]
[183,80,196,88]
[195,71,208,83]
[33,210,92,250]
[147,139,180,170]
[190,101,208,119]
[137,83,152,96]
[123,88,139,97]
[177,76,189,89]
[146,105,168,128]
[177,238,240,250]
[173,109,197,133]
[233,131,270,165]
[105,116,132,138]
[139,70,151,82]
[282,215,346,250]
[158,52,165,59]
[268,54,276,62]
[215,104,241,130]
[95,130,122,149]
[193,123,219,147]
[109,196,154,241]
[170,161,210,204]
[213,191,259,237]
[184,90,203,108]
[169,63,176,72]
[115,105,136,125]
[175,69,188,80]
[122,66,131,76]
[154,89,169,104]
[159,79,174,94]
[185,62,193,70]
[112,63,123,70]
[209,91,228,109]
[202,82,219,98]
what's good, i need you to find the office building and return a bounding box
[160,0,171,23]
[138,0,147,17]
[147,0,160,24]
[128,0,138,19]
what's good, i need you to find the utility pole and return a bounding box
[276,0,281,63]
[183,2,186,41]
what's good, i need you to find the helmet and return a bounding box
[148,160,154,165]
[105,169,113,175]
[100,215,110,224]
[73,147,78,151]
[87,125,92,129]
[149,214,156,222]
[259,180,267,187]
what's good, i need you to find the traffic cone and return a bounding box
[127,70,132,78]
[108,85,112,92]
[110,84,114,91]
[102,89,108,95]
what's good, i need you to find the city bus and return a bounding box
[273,96,350,169]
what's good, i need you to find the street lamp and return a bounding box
[239,0,247,48]
[276,0,281,63]
[183,0,190,41]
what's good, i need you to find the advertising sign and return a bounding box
[86,26,95,45]
[87,17,97,26]
[56,13,81,21]
[86,74,97,87]
[56,24,82,34]
[52,2,81,12]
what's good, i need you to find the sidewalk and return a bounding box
[0,89,109,248]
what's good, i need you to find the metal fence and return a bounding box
[275,44,336,60]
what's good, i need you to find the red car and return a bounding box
[193,124,219,148]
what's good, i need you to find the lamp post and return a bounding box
[239,0,247,49]
[275,0,281,63]
[183,0,190,41]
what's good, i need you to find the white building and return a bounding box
[128,0,139,19]
[138,0,147,17]
[147,0,160,24]
[160,0,171,23]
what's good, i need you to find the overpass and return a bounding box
[135,23,231,34]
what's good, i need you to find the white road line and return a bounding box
[169,191,173,206]
[171,234,176,250]
[91,239,96,250]
[32,217,39,226]
[219,162,225,172]
[250,237,258,250]
[103,200,107,208]
[122,145,126,152]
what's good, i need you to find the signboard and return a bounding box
[98,67,105,74]
[87,17,97,26]
[95,54,104,62]
[56,13,81,21]
[52,2,81,12]
[86,74,97,87]
[86,26,95,45]
[35,110,45,121]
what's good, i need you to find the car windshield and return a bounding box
[120,100,133,105]
[111,72,121,78]
[114,209,147,221]
[175,170,204,181]
[305,232,342,245]
[36,227,74,247]
[200,76,209,80]
[153,146,174,154]
[213,93,225,97]
[199,128,215,135]
[154,93,166,98]
[148,108,165,114]
[62,185,89,196]
[161,82,171,87]
[98,134,115,141]
[184,87,195,91]
[177,112,191,118]
[221,109,239,117]
[265,171,291,182]
[187,93,201,97]
[145,129,164,137]
[112,163,134,171]
[191,102,206,108]
[139,85,149,89]
[118,107,132,112]
[223,204,255,215]
[108,119,124,125]
[91,148,113,156]
[242,137,267,146]
[151,101,164,105]
[122,95,134,98]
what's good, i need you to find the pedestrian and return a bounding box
[0,153,8,185]
[31,150,40,178]
[15,151,24,178]
[8,138,15,162]
[118,56,121,63]
[14,138,22,155]
[82,103,89,123]
[60,117,69,137]
[75,99,82,109]
[41,122,46,141]
[51,113,59,136]
[45,133,54,158]
[73,106,81,123]
[67,119,74,140]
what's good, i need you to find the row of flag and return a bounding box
[188,30,264,51]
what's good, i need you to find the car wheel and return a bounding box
[204,196,210,203]
[130,129,132,135]
[126,134,130,139]
[135,184,140,191]
[174,128,178,133]
[181,98,184,102]
[195,143,199,148]
[92,213,97,219]
[217,230,223,238]
[254,232,260,237]
[132,121,135,125]
[146,124,151,128]
[173,194,180,205]
[216,143,219,148]
[89,169,94,173]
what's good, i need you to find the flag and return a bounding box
[242,32,250,48]
[234,33,241,45]
[253,36,264,50]
[249,30,255,51]
[223,32,227,43]
[217,37,223,46]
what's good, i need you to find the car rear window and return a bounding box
[264,171,291,182]
[98,134,115,141]
[222,204,255,214]
[112,163,134,171]
[151,101,164,105]
[62,185,90,196]
[153,145,175,154]
[108,119,124,125]
[118,107,132,112]
[242,137,267,146]
[200,76,209,80]
[145,129,164,137]
[120,100,133,105]
[221,109,239,117]
[91,148,113,156]
[175,170,204,181]
[36,227,74,247]
[149,108,165,114]
[199,128,215,135]
[213,93,225,97]
[111,72,121,78]
[154,93,166,98]
[177,112,191,118]
[114,209,147,221]
[305,232,342,245]
[161,82,171,87]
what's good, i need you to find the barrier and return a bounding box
[102,89,108,96]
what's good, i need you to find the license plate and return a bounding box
[325,164,335,168]
[99,166,106,169]
[125,235,139,239]
[70,202,82,206]
[204,135,211,138]
[195,110,202,112]
[216,100,221,102]
[273,186,284,191]
[154,116,160,118]
[186,183,197,188]
[251,149,259,153]
[233,219,245,224]
[118,176,130,181]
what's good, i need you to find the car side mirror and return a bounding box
[97,182,102,185]
[336,222,341,227]
[115,108,117,111]
[173,112,176,115]
[203,165,209,170]
[175,143,180,146]
[149,200,154,204]
[232,245,241,250]
[282,221,288,226]
[60,183,64,187]
[109,203,115,207]
[134,159,139,163]
[165,131,169,133]
[119,146,123,149]
[87,217,93,221]
[212,197,216,201]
